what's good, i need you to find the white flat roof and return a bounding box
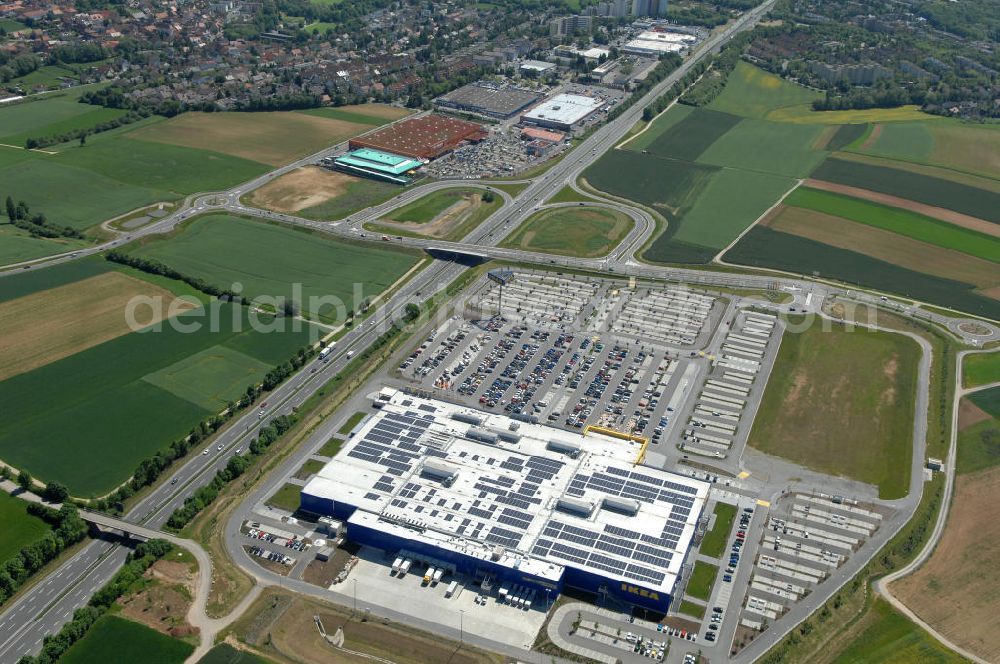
[303,390,709,595]
[624,31,696,54]
[522,93,605,126]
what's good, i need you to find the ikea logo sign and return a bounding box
[621,583,660,601]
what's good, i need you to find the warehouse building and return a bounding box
[349,114,487,160]
[330,148,423,184]
[300,389,709,613]
[622,30,696,57]
[520,93,606,131]
[435,83,544,120]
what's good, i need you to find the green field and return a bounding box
[585,149,716,223]
[971,386,1000,419]
[700,502,737,559]
[131,215,418,322]
[956,416,1000,475]
[197,644,275,664]
[0,225,89,266]
[697,118,826,178]
[677,599,705,619]
[670,169,793,249]
[707,62,820,120]
[724,227,1000,321]
[812,157,1000,224]
[643,107,742,162]
[624,103,695,151]
[0,256,112,302]
[0,135,269,232]
[386,188,482,223]
[749,319,918,499]
[964,353,1000,388]
[267,483,302,512]
[851,120,1000,180]
[831,598,967,664]
[0,302,317,495]
[826,123,870,151]
[501,206,632,258]
[143,346,273,410]
[0,492,50,563]
[784,187,1000,263]
[297,107,391,125]
[686,561,718,602]
[294,458,325,480]
[590,71,830,264]
[60,615,193,664]
[0,97,126,146]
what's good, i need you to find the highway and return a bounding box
[1,0,998,659]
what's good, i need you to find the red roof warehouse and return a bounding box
[349,114,487,160]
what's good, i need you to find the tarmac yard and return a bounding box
[394,272,726,444]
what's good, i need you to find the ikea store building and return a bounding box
[301,389,708,612]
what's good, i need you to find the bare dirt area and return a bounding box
[247,166,353,213]
[233,590,502,664]
[378,194,482,238]
[302,542,359,588]
[805,178,1000,239]
[859,123,883,150]
[768,206,1000,290]
[959,397,993,430]
[118,559,199,639]
[0,271,195,381]
[128,112,369,166]
[338,104,412,121]
[892,465,1000,661]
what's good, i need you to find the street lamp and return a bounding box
[459,609,465,644]
[353,578,358,612]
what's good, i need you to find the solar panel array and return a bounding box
[333,399,703,594]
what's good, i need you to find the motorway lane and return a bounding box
[0,259,462,663]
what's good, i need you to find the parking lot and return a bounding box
[728,493,888,655]
[675,310,782,462]
[395,273,725,444]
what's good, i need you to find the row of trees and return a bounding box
[79,87,217,118]
[4,196,83,240]
[105,251,238,300]
[0,504,88,607]
[166,415,296,530]
[608,53,683,124]
[25,109,150,150]
[679,34,751,107]
[17,539,174,664]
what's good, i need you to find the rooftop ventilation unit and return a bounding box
[602,495,641,516]
[467,428,498,445]
[556,496,595,517]
[547,438,581,456]
[421,459,459,487]
[452,412,482,426]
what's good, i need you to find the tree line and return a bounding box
[16,539,174,664]
[608,53,683,124]
[0,503,88,608]
[25,109,150,150]
[4,196,83,240]
[165,415,296,530]
[105,251,238,300]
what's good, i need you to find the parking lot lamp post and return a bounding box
[546,588,551,611]
[353,579,358,612]
[460,610,465,644]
